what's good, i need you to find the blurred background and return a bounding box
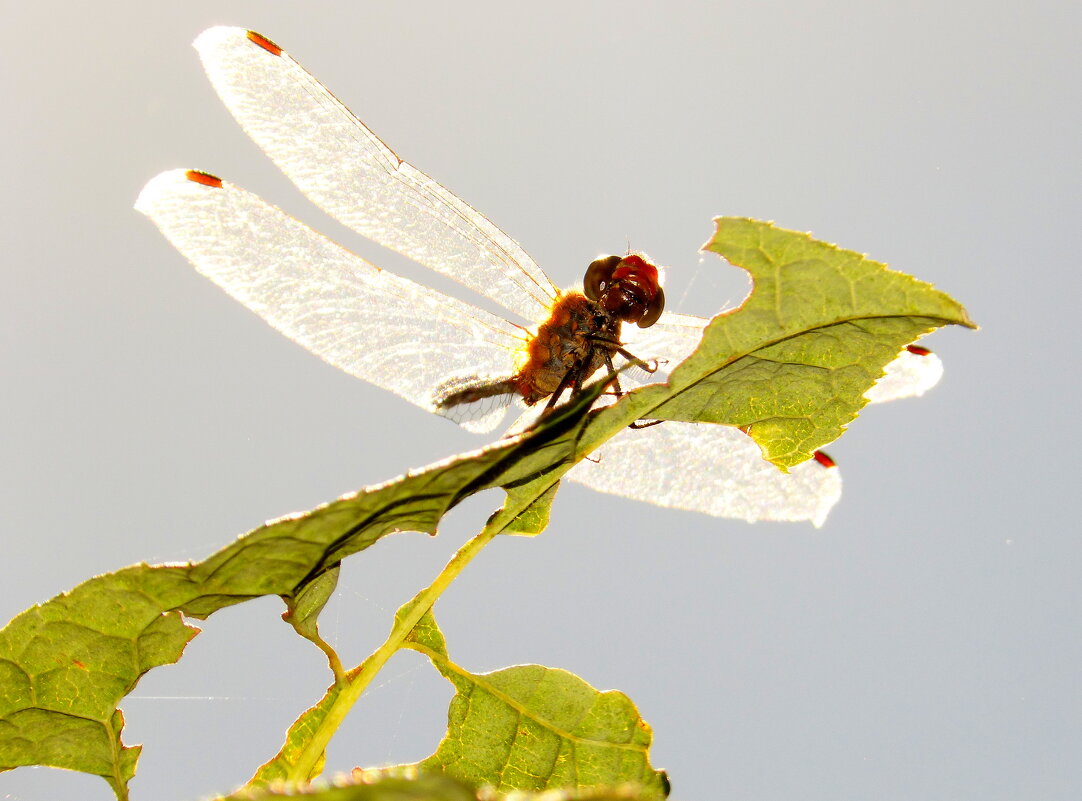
[2,2,1077,799]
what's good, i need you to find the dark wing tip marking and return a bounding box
[246,30,283,56]
[813,450,837,469]
[185,169,223,188]
[906,345,932,356]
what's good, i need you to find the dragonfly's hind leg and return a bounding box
[543,354,595,411]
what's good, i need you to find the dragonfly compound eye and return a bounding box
[600,255,663,327]
[636,284,665,328]
[583,255,622,300]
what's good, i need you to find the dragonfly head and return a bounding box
[583,254,665,328]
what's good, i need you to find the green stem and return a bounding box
[285,521,501,783]
[308,630,347,683]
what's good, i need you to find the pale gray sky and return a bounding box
[3,2,1078,800]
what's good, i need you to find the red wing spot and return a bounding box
[906,345,932,356]
[812,450,837,468]
[185,170,223,188]
[246,30,283,56]
[72,659,87,670]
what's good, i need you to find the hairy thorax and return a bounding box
[515,293,620,404]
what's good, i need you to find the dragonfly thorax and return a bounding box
[515,293,620,404]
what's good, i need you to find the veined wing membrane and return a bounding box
[193,26,559,325]
[621,311,712,374]
[569,421,842,526]
[864,346,943,403]
[136,170,526,433]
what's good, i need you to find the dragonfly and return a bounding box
[136,26,943,526]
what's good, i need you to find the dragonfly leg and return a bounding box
[543,345,620,412]
[586,334,664,376]
[543,360,583,411]
[594,344,665,430]
[601,350,624,397]
[614,346,664,375]
[599,349,661,429]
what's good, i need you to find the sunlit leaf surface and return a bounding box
[400,609,668,799]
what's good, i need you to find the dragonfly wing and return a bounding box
[620,311,710,373]
[136,170,525,433]
[193,27,560,324]
[568,422,841,526]
[863,346,944,403]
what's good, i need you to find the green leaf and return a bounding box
[574,218,975,471]
[402,610,668,799]
[0,566,196,800]
[494,469,563,537]
[284,565,341,642]
[657,218,975,468]
[656,315,945,468]
[0,389,603,798]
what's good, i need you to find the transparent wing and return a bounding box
[135,170,526,433]
[863,346,943,403]
[568,422,842,526]
[575,324,945,525]
[193,26,560,324]
[623,313,945,404]
[620,310,711,373]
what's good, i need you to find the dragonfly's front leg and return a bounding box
[614,346,664,375]
[587,333,663,378]
[591,347,661,429]
[599,349,625,398]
